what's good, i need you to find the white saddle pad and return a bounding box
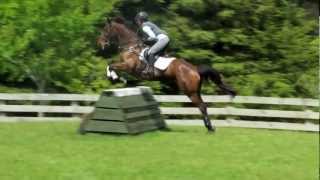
[154,57,175,70]
[139,48,175,70]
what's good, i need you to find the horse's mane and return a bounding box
[109,16,140,42]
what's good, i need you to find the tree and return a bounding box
[0,0,317,98]
[0,0,119,93]
[112,0,318,97]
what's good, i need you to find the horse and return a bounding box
[97,17,236,132]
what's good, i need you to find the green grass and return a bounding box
[0,122,318,180]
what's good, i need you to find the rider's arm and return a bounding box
[142,26,156,39]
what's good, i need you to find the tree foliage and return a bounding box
[113,0,318,97]
[0,0,318,98]
[0,0,118,93]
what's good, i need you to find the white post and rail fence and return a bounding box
[0,93,318,132]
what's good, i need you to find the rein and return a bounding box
[118,41,144,57]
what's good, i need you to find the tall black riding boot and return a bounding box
[148,54,157,65]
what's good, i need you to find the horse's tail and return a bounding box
[197,65,237,97]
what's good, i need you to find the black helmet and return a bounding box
[135,11,148,24]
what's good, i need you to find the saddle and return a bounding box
[139,48,175,71]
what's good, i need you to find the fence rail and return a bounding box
[0,93,318,106]
[0,93,318,132]
[154,95,319,107]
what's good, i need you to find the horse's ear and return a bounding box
[107,17,111,24]
[113,16,125,24]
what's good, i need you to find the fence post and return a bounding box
[37,101,47,117]
[304,109,313,124]
[71,101,80,117]
[225,106,234,122]
[37,112,44,117]
[0,100,5,117]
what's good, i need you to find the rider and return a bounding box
[135,11,170,65]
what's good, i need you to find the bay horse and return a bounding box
[97,17,236,132]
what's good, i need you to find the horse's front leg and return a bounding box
[109,62,131,72]
[107,62,130,83]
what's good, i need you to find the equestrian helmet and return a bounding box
[135,11,149,23]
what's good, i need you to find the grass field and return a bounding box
[0,122,318,180]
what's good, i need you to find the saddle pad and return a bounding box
[139,48,175,70]
[154,57,175,70]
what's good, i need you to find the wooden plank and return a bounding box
[0,105,93,113]
[125,109,161,119]
[117,94,158,108]
[102,86,153,97]
[166,119,319,132]
[91,108,124,121]
[0,93,98,101]
[127,119,164,134]
[228,96,319,107]
[124,113,162,123]
[0,93,318,107]
[95,96,120,108]
[71,101,81,118]
[0,117,81,122]
[123,104,159,113]
[0,105,318,120]
[84,120,128,133]
[125,112,163,123]
[91,108,161,121]
[95,94,158,109]
[160,107,319,120]
[0,117,316,132]
[91,113,162,124]
[154,95,319,107]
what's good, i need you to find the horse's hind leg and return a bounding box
[188,93,215,132]
[174,64,214,132]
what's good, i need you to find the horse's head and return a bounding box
[97,18,115,50]
[97,17,139,50]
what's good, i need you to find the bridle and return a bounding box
[99,22,116,50]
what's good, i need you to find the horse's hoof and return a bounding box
[207,130,215,134]
[119,77,127,84]
[78,127,87,135]
[228,90,237,98]
[207,127,216,133]
[160,127,171,132]
[109,78,119,84]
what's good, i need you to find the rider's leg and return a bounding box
[147,53,157,65]
[159,42,170,56]
[147,35,169,65]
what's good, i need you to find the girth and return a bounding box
[135,61,162,80]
